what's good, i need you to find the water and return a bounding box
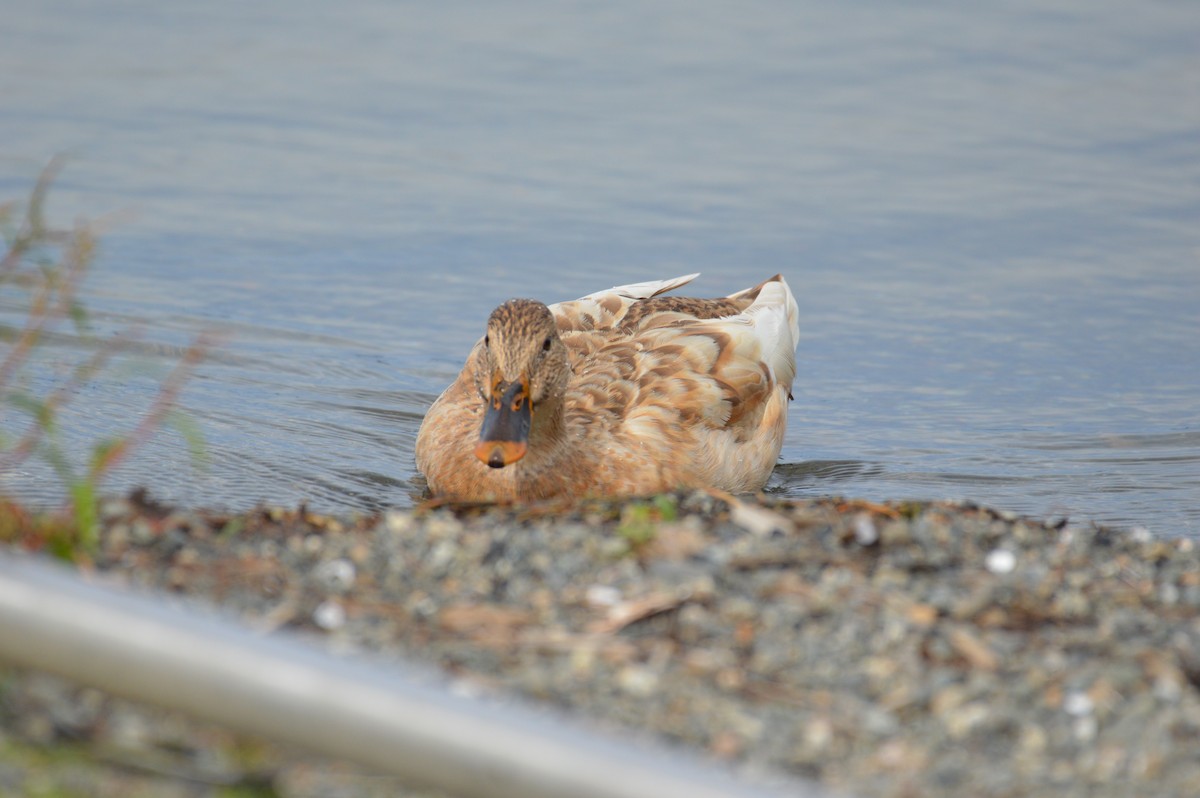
[2,0,1198,536]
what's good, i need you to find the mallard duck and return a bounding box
[415,273,799,502]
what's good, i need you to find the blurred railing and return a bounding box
[0,551,831,798]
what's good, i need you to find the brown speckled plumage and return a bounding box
[415,273,800,501]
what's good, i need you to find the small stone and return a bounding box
[314,559,356,593]
[408,594,438,619]
[906,603,939,627]
[944,702,990,739]
[802,717,834,753]
[683,648,735,675]
[570,645,596,675]
[715,668,744,691]
[100,499,129,521]
[585,584,622,608]
[427,540,459,572]
[599,537,630,558]
[863,707,898,736]
[616,665,659,697]
[873,739,928,772]
[1017,723,1047,754]
[985,548,1016,574]
[730,502,792,536]
[130,519,155,544]
[862,656,898,683]
[931,684,969,716]
[709,730,743,759]
[1073,714,1098,741]
[348,542,370,565]
[106,523,131,549]
[880,521,912,545]
[1159,582,1180,605]
[106,708,151,749]
[947,626,998,671]
[425,513,464,539]
[312,600,346,630]
[853,513,879,546]
[384,510,413,535]
[1056,590,1091,619]
[1064,690,1094,717]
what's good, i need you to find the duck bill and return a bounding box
[475,375,532,468]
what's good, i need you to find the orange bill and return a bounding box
[475,375,532,468]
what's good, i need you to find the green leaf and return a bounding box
[69,478,98,553]
[68,300,89,332]
[652,493,679,522]
[5,391,52,429]
[48,534,76,562]
[219,516,245,539]
[89,438,123,476]
[166,409,208,469]
[40,440,75,485]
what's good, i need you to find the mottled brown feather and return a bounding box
[619,296,747,331]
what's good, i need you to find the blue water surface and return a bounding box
[2,0,1197,535]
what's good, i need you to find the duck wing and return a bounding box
[632,274,799,427]
[548,273,700,333]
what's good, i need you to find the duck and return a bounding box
[415,273,799,502]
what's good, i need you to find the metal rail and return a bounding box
[0,552,829,798]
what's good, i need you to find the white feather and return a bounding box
[580,272,700,301]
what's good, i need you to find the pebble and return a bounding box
[1064,691,1094,717]
[384,509,413,535]
[616,665,659,697]
[1130,527,1153,543]
[312,600,346,631]
[585,584,622,608]
[984,548,1016,574]
[854,513,879,546]
[314,559,356,593]
[130,519,154,544]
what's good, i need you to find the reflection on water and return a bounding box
[2,0,1198,536]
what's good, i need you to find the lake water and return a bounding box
[2,0,1198,536]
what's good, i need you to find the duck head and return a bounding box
[473,298,568,468]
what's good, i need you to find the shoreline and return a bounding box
[2,490,1199,796]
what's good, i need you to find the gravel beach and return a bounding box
[2,490,1199,797]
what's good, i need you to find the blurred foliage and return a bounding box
[616,493,680,549]
[0,159,207,560]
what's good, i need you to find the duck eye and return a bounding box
[484,334,490,347]
[542,336,552,352]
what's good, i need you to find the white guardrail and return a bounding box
[0,551,834,798]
